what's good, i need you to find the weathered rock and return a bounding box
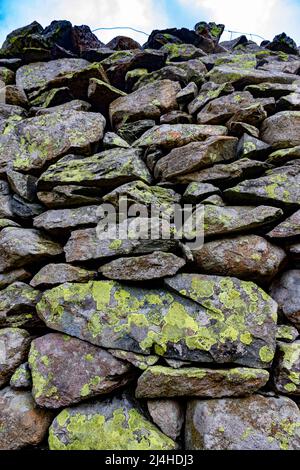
[270,270,300,330]
[192,235,286,283]
[161,43,206,62]
[88,78,126,115]
[108,350,159,370]
[136,366,269,398]
[37,276,277,367]
[0,85,28,107]
[176,82,198,106]
[0,282,41,328]
[245,82,299,98]
[29,333,133,408]
[49,394,176,450]
[237,134,271,160]
[273,341,300,394]
[196,91,255,125]
[147,399,184,440]
[37,185,102,208]
[117,119,156,144]
[10,195,44,219]
[202,204,283,236]
[0,328,30,387]
[261,111,300,148]
[30,263,96,288]
[38,149,151,190]
[33,99,91,115]
[188,82,234,115]
[185,395,300,450]
[0,110,106,173]
[160,110,192,124]
[0,269,30,290]
[30,86,73,108]
[33,205,101,232]
[267,33,298,55]
[0,21,50,61]
[72,25,105,55]
[110,80,180,130]
[276,325,299,343]
[224,163,300,208]
[106,36,141,51]
[10,362,32,390]
[227,103,267,128]
[277,93,300,111]
[103,132,130,149]
[228,122,260,138]
[267,210,300,239]
[0,227,63,272]
[154,136,236,181]
[100,252,186,281]
[183,182,220,203]
[0,387,53,450]
[6,170,37,203]
[267,146,300,165]
[135,124,228,151]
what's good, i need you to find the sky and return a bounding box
[1,0,300,47]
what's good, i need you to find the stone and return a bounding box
[0,85,28,107]
[160,110,192,124]
[33,205,101,232]
[10,362,32,390]
[0,387,53,450]
[0,282,41,328]
[0,269,30,290]
[261,111,300,148]
[237,134,271,160]
[72,25,105,55]
[277,93,300,111]
[37,185,102,209]
[33,99,91,115]
[6,170,37,202]
[48,394,176,450]
[147,400,184,440]
[108,350,159,370]
[176,82,198,106]
[88,78,126,116]
[30,263,96,288]
[10,195,44,219]
[117,119,155,144]
[29,86,73,108]
[37,276,277,367]
[0,227,63,272]
[106,36,141,50]
[100,252,186,281]
[201,204,282,237]
[29,333,133,408]
[270,270,300,330]
[228,122,260,138]
[276,325,299,343]
[188,82,234,115]
[161,43,206,62]
[0,328,31,387]
[135,124,228,151]
[103,132,131,149]
[154,136,237,181]
[227,103,267,128]
[245,82,299,99]
[267,210,300,239]
[0,110,106,173]
[267,33,298,55]
[273,341,300,394]
[109,80,180,130]
[38,149,151,191]
[183,182,220,203]
[185,395,300,450]
[192,235,286,283]
[267,146,300,166]
[196,91,255,125]
[224,163,300,209]
[16,58,90,92]
[136,366,269,398]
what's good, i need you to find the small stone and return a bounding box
[273,341,300,395]
[88,78,126,116]
[33,205,101,232]
[0,282,41,328]
[276,325,299,343]
[108,350,159,370]
[10,362,32,390]
[30,263,96,288]
[261,111,300,148]
[147,399,184,440]
[270,270,300,330]
[183,182,220,203]
[0,328,31,387]
[267,210,300,239]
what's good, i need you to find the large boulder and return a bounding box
[261,112,300,148]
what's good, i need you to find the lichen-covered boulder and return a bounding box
[261,111,300,148]
[88,78,126,115]
[0,110,106,173]
[0,282,41,328]
[48,394,176,450]
[37,276,277,367]
[10,362,32,390]
[0,387,53,450]
[0,328,31,387]
[266,146,300,166]
[267,210,300,239]
[185,395,300,450]
[38,149,151,190]
[270,270,300,330]
[183,182,220,203]
[30,263,96,288]
[193,235,286,283]
[188,82,234,115]
[136,366,269,398]
[100,252,186,281]
[0,227,63,272]
[196,91,255,125]
[110,80,180,130]
[29,333,134,408]
[33,205,101,232]
[273,341,300,395]
[37,184,102,209]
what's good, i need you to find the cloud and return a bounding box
[177,0,300,43]
[0,0,170,45]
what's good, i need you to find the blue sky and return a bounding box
[1,0,300,46]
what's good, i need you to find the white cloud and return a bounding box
[178,0,300,44]
[0,0,170,45]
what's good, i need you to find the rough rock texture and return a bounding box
[1,18,300,451]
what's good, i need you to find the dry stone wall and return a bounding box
[0,19,299,451]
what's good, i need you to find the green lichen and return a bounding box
[259,345,274,363]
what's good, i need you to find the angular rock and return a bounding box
[237,134,271,160]
[134,124,228,150]
[227,103,267,128]
[103,132,131,149]
[224,163,300,208]
[192,235,286,283]
[0,387,53,450]
[161,43,206,62]
[0,269,30,290]
[37,185,102,209]
[183,182,220,203]
[37,276,277,367]
[110,80,180,130]
[147,400,184,440]
[154,136,237,181]
[185,395,300,450]
[136,366,269,398]
[72,25,105,55]
[30,263,96,288]
[245,82,299,98]
[0,85,28,107]
[108,350,159,370]
[48,394,176,450]
[273,341,300,394]
[267,146,300,166]
[0,328,30,387]
[38,149,151,190]
[197,91,255,125]
[276,325,299,343]
[261,111,300,148]
[267,210,300,239]
[88,78,126,115]
[0,110,106,173]
[117,119,156,144]
[29,333,133,408]
[160,110,192,124]
[0,227,63,272]
[33,99,91,115]
[100,252,186,281]
[0,282,41,328]
[267,33,298,55]
[188,82,234,115]
[106,36,141,51]
[270,270,300,330]
[10,362,32,390]
[6,170,37,202]
[176,82,198,106]
[33,205,101,232]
